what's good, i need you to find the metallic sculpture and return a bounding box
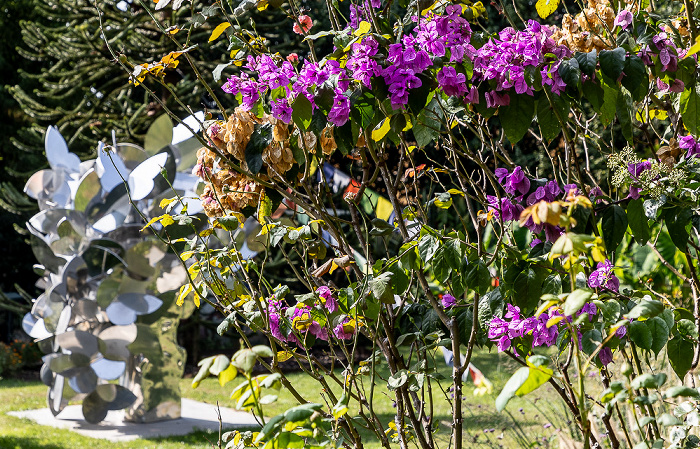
[22,118,201,424]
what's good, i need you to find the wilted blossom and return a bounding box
[316,286,337,312]
[588,259,620,292]
[291,305,328,341]
[442,293,456,309]
[614,10,633,30]
[268,299,287,341]
[679,135,700,158]
[495,166,531,197]
[293,15,313,35]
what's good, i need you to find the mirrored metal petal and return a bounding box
[82,239,125,277]
[60,256,88,297]
[48,374,67,417]
[155,259,188,294]
[124,240,166,278]
[128,152,169,201]
[81,391,109,424]
[26,317,52,339]
[98,323,137,360]
[45,125,81,174]
[90,356,126,380]
[27,226,66,274]
[68,367,97,394]
[96,384,137,410]
[56,330,99,357]
[104,302,138,325]
[74,169,101,212]
[50,219,84,256]
[40,362,53,386]
[71,299,99,324]
[97,145,131,193]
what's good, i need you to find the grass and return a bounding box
[0,349,573,449]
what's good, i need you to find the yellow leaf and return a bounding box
[371,118,391,142]
[447,188,465,196]
[209,22,231,43]
[547,315,565,328]
[686,37,700,59]
[177,283,193,306]
[160,214,175,227]
[160,197,177,209]
[180,250,196,262]
[353,21,371,37]
[535,299,558,318]
[535,0,560,19]
[276,350,295,362]
[402,114,412,131]
[219,364,238,387]
[257,0,269,10]
[199,228,214,238]
[434,198,453,209]
[140,215,163,232]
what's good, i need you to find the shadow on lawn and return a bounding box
[0,436,64,449]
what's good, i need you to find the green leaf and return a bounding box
[563,289,593,316]
[251,345,274,358]
[582,81,604,112]
[499,93,535,144]
[581,329,603,356]
[478,288,503,330]
[291,94,313,131]
[677,319,698,340]
[668,337,694,380]
[144,114,174,155]
[512,266,546,311]
[600,205,627,252]
[443,238,464,270]
[537,94,568,142]
[542,274,562,295]
[256,414,285,442]
[496,367,529,412]
[681,86,700,136]
[388,369,409,390]
[464,261,491,295]
[413,98,442,147]
[370,272,395,304]
[192,356,216,388]
[245,123,273,174]
[627,299,664,320]
[664,207,692,253]
[575,50,597,76]
[231,348,258,373]
[627,199,650,245]
[616,89,634,143]
[599,48,626,81]
[600,77,619,126]
[209,354,231,376]
[629,321,653,350]
[333,121,353,155]
[558,58,580,86]
[663,386,700,399]
[621,55,649,102]
[646,317,670,356]
[218,215,240,231]
[418,234,439,263]
[631,373,667,390]
[496,359,553,412]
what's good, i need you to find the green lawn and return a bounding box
[0,349,571,449]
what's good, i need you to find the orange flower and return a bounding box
[293,15,313,34]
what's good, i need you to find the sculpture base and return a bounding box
[7,398,260,442]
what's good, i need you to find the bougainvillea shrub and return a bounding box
[106,0,700,447]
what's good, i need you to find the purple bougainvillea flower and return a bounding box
[316,286,337,313]
[614,10,633,30]
[441,293,456,309]
[588,260,620,292]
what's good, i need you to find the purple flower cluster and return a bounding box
[487,167,579,243]
[488,302,616,365]
[679,135,700,158]
[441,293,456,309]
[472,21,570,101]
[626,160,652,199]
[266,286,355,346]
[488,304,563,352]
[220,7,575,125]
[587,260,620,292]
